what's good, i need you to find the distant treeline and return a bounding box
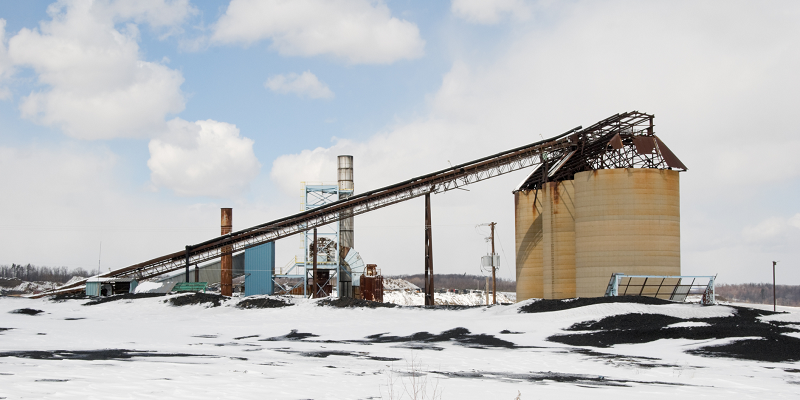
[391,273,516,292]
[0,264,94,283]
[716,283,800,307]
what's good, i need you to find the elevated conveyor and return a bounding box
[40,111,684,297]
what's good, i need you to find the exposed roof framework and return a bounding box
[514,111,686,192]
[39,111,686,296]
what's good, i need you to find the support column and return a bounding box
[221,208,233,296]
[424,193,434,306]
[184,245,191,283]
[312,228,319,298]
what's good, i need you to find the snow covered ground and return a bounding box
[384,291,515,306]
[1,295,799,399]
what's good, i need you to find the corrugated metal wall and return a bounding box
[85,282,100,297]
[245,242,275,296]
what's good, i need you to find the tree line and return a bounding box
[715,283,800,307]
[0,264,94,283]
[391,273,516,292]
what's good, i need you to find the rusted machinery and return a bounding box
[359,264,383,302]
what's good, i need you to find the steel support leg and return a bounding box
[312,228,318,298]
[424,193,434,306]
[184,245,190,283]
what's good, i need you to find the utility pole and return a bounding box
[773,261,778,312]
[490,222,497,305]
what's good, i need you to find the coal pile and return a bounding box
[318,297,396,308]
[549,306,800,362]
[49,292,88,302]
[10,308,44,316]
[237,297,293,309]
[364,327,517,349]
[167,292,225,307]
[519,296,672,313]
[83,293,165,306]
[0,349,207,361]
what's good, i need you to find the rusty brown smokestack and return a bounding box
[221,208,233,296]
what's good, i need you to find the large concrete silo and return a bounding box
[541,181,576,299]
[514,189,544,300]
[573,168,681,297]
[512,112,686,301]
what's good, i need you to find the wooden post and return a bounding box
[773,261,777,312]
[424,193,434,306]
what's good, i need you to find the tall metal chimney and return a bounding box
[337,156,354,298]
[338,155,354,248]
[220,208,233,296]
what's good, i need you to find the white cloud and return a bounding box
[101,0,196,31]
[451,0,531,24]
[0,19,13,99]
[211,0,424,64]
[7,0,189,139]
[265,71,334,99]
[0,143,278,272]
[742,214,800,245]
[270,1,800,283]
[148,119,261,198]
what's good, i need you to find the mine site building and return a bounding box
[514,113,687,300]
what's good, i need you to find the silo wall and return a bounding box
[542,181,576,299]
[574,169,680,297]
[514,189,543,301]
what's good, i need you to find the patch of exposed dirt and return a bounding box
[549,306,800,362]
[166,292,225,307]
[83,292,166,305]
[519,296,672,313]
[237,297,293,309]
[317,297,396,308]
[10,308,43,316]
[0,349,212,361]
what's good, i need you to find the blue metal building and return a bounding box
[244,242,275,296]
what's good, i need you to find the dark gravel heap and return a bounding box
[83,293,166,306]
[10,308,44,316]
[317,297,396,308]
[365,327,517,349]
[166,292,225,307]
[519,296,672,313]
[549,306,800,362]
[0,349,206,361]
[49,292,88,302]
[237,297,293,309]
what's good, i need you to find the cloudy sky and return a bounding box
[0,0,798,284]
